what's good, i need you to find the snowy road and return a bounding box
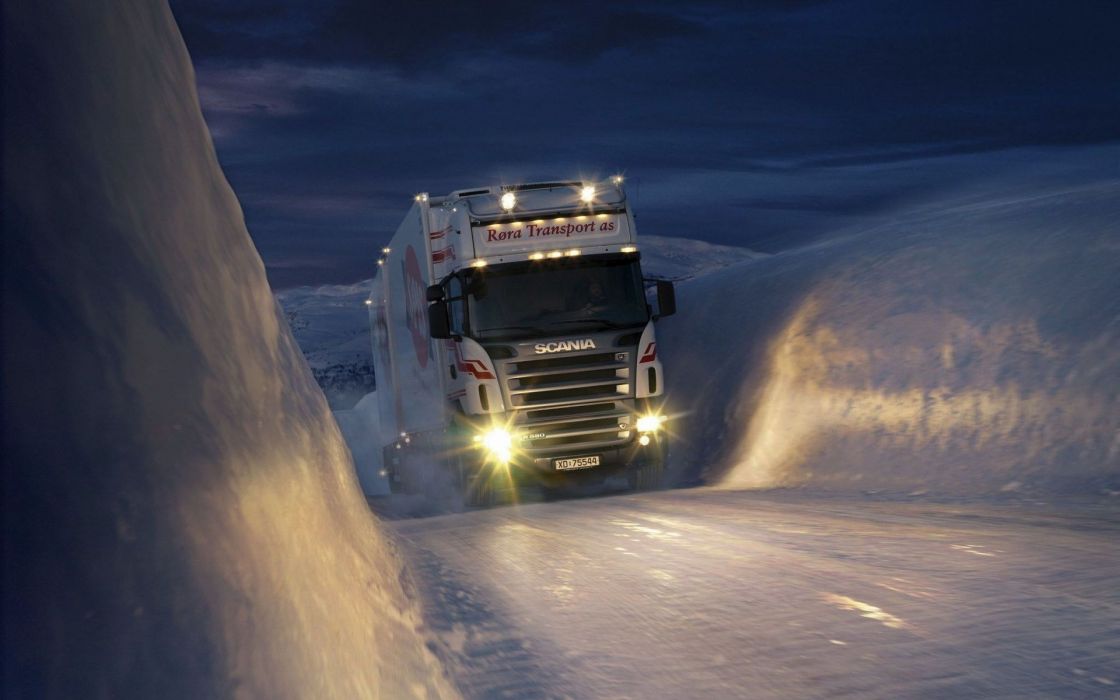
[378,489,1120,699]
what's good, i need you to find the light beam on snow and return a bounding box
[710,191,1120,493]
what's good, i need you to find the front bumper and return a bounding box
[508,432,664,485]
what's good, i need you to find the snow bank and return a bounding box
[2,3,453,697]
[634,235,766,280]
[661,174,1120,496]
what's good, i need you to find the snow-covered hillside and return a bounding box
[631,234,766,280]
[276,234,761,408]
[2,3,452,697]
[661,175,1120,496]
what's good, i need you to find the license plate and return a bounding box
[554,455,601,471]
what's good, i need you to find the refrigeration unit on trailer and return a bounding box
[368,177,676,505]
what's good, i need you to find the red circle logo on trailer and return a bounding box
[402,245,431,368]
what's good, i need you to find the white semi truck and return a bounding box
[368,178,675,505]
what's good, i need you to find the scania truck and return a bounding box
[368,177,675,505]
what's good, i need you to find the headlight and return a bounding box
[477,428,512,463]
[636,415,665,433]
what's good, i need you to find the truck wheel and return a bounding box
[630,441,667,491]
[465,473,494,508]
[633,460,664,490]
[384,446,406,494]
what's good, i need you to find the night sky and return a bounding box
[170,1,1120,289]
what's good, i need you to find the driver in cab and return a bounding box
[577,280,608,314]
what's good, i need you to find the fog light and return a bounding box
[638,434,651,446]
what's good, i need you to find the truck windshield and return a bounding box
[465,257,648,340]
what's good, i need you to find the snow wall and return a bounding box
[2,3,454,697]
[661,174,1120,496]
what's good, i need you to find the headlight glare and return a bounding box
[636,415,664,433]
[479,428,512,462]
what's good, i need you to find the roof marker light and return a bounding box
[611,175,624,185]
[382,247,391,254]
[500,192,516,211]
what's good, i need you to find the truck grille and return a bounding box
[506,351,633,455]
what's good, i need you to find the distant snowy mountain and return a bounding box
[276,281,375,409]
[276,235,763,408]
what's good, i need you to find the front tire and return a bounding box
[464,471,494,508]
[631,460,663,490]
[630,439,667,491]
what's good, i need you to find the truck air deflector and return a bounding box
[471,206,629,228]
[463,182,625,219]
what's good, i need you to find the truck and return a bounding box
[368,177,675,506]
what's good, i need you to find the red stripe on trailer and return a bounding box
[431,245,455,263]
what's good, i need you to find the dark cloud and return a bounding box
[169,0,1120,287]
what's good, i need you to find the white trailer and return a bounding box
[368,178,675,505]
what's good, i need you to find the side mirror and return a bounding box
[428,302,452,339]
[656,280,676,318]
[426,284,445,302]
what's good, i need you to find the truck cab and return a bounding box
[370,178,674,503]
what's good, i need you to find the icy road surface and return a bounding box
[380,489,1120,699]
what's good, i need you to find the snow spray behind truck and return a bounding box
[368,178,675,505]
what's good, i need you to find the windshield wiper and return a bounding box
[548,318,642,331]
